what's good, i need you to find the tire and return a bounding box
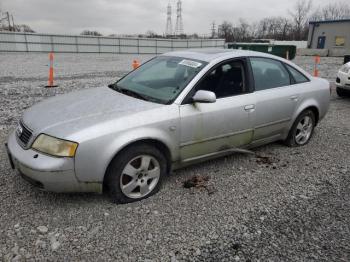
[285,110,316,147]
[336,87,349,97]
[105,144,167,204]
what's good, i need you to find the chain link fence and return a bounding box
[0,32,225,54]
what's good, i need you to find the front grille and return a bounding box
[17,121,33,147]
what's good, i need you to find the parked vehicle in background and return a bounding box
[336,62,350,97]
[226,42,297,60]
[6,49,331,204]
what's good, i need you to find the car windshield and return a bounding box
[112,56,207,104]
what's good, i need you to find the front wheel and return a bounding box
[105,144,167,204]
[285,110,316,147]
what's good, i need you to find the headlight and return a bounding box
[32,134,78,157]
[340,64,350,74]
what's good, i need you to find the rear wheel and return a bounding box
[285,110,316,147]
[336,87,349,97]
[105,144,167,204]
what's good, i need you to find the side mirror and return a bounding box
[192,90,216,103]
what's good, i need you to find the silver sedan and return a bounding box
[6,49,331,203]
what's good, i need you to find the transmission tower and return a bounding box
[175,0,184,36]
[211,21,216,38]
[165,2,173,36]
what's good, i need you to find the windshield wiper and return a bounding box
[108,83,118,91]
[108,83,150,102]
[121,89,150,101]
[108,83,122,90]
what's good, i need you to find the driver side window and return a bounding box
[196,60,247,99]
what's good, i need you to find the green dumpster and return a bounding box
[227,43,297,60]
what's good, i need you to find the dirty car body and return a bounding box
[6,49,331,201]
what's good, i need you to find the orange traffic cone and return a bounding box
[45,52,58,88]
[313,56,320,77]
[132,59,140,70]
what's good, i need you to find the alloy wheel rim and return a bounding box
[295,115,313,145]
[120,155,160,199]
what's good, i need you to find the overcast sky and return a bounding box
[0,0,339,35]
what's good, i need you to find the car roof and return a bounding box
[162,48,280,63]
[161,48,313,80]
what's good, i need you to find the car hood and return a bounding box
[22,87,163,135]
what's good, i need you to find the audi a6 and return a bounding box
[6,49,331,203]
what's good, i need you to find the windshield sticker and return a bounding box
[179,60,202,68]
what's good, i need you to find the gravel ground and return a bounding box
[0,53,349,261]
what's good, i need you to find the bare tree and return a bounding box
[218,21,234,42]
[0,2,35,32]
[14,24,35,33]
[310,2,350,21]
[249,21,260,39]
[280,18,292,40]
[81,30,103,36]
[0,1,8,31]
[256,18,269,39]
[237,18,250,41]
[219,0,348,43]
[145,30,157,38]
[254,17,292,40]
[289,0,312,40]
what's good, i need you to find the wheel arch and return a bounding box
[284,102,320,140]
[303,105,319,125]
[293,102,320,127]
[103,138,173,190]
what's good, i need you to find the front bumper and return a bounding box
[6,131,102,193]
[336,71,350,90]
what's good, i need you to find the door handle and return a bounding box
[290,95,299,101]
[244,104,255,112]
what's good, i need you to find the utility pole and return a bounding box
[6,11,11,31]
[11,14,15,31]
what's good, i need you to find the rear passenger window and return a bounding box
[250,58,291,91]
[286,64,309,84]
